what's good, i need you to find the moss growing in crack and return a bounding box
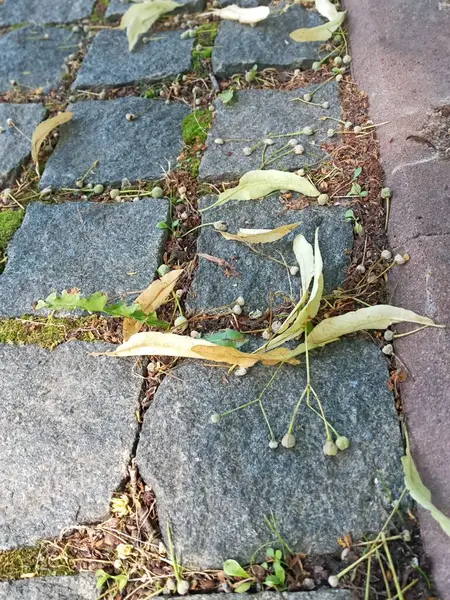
[0,545,75,580]
[182,110,212,146]
[0,316,107,349]
[0,209,25,274]
[192,22,219,74]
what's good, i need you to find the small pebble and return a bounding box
[235,367,248,377]
[382,344,394,356]
[157,264,171,276]
[293,144,304,155]
[176,289,184,298]
[98,90,106,100]
[289,265,299,276]
[232,304,242,315]
[302,578,315,591]
[125,113,136,122]
[165,578,177,592]
[180,211,188,220]
[72,25,80,33]
[341,547,351,561]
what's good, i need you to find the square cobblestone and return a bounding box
[0,574,98,599]
[0,25,82,94]
[40,98,190,189]
[187,196,353,314]
[212,5,323,77]
[199,86,340,181]
[0,342,142,549]
[73,30,194,90]
[0,200,169,317]
[0,103,46,188]
[105,0,206,19]
[0,0,96,26]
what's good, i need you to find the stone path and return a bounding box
[0,0,426,598]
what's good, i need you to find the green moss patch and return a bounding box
[0,545,75,580]
[0,209,24,273]
[192,22,219,74]
[182,110,213,146]
[0,316,112,349]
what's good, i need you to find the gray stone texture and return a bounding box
[40,98,189,188]
[0,574,98,600]
[216,0,271,7]
[199,86,340,181]
[212,5,323,77]
[73,30,194,90]
[105,0,205,19]
[0,342,141,549]
[0,0,96,26]
[136,337,404,568]
[0,26,82,94]
[346,0,450,596]
[188,197,352,313]
[0,200,168,317]
[0,103,46,188]
[185,594,351,600]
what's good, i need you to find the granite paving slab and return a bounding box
[0,574,98,600]
[187,196,352,313]
[105,0,206,19]
[40,98,189,188]
[0,200,168,317]
[73,30,194,90]
[212,5,323,77]
[0,342,142,549]
[0,0,96,26]
[199,86,340,181]
[216,0,271,7]
[0,25,82,94]
[0,103,46,188]
[136,337,404,568]
[183,594,351,600]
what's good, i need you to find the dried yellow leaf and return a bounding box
[31,112,73,171]
[219,222,301,244]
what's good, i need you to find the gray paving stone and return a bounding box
[0,103,46,188]
[0,341,141,549]
[0,26,82,94]
[212,5,323,77]
[40,98,189,189]
[0,0,96,26]
[217,0,271,6]
[199,86,340,181]
[73,30,194,90]
[185,594,351,600]
[136,337,404,568]
[105,0,205,19]
[187,196,352,314]
[0,574,98,600]
[0,200,168,317]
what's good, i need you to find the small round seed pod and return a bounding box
[177,580,190,596]
[322,101,330,109]
[174,315,187,328]
[281,433,296,448]
[343,54,352,64]
[243,147,252,156]
[190,330,200,338]
[98,90,106,100]
[232,304,242,315]
[323,440,338,456]
[195,43,202,52]
[236,296,245,306]
[264,138,274,145]
[293,144,305,155]
[151,186,164,198]
[303,93,312,102]
[302,126,313,136]
[93,184,104,195]
[195,98,201,106]
[394,254,405,265]
[6,118,15,127]
[165,578,177,592]
[401,529,411,542]
[335,74,343,82]
[384,329,394,342]
[213,220,227,231]
[353,125,362,133]
[68,95,76,103]
[157,264,171,276]
[334,56,343,66]
[312,61,321,70]
[40,186,52,196]
[107,188,119,200]
[328,575,339,588]
[214,138,224,145]
[335,436,350,450]
[262,330,271,340]
[296,168,305,176]
[288,138,299,146]
[382,344,394,355]
[327,128,335,138]
[72,25,80,33]
[210,413,221,424]
[317,193,329,205]
[302,578,315,591]
[269,440,279,450]
[125,113,136,121]
[271,320,282,334]
[290,265,299,276]
[381,249,392,260]
[344,121,353,129]
[356,264,366,274]
[235,367,248,377]
[381,187,392,199]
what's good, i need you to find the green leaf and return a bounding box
[235,582,252,593]
[275,549,282,561]
[223,559,252,578]
[156,221,169,229]
[402,437,450,537]
[113,574,128,592]
[290,11,346,42]
[344,209,355,221]
[119,0,181,51]
[266,548,275,558]
[315,0,339,20]
[95,570,110,589]
[353,166,362,179]
[274,562,285,585]
[204,329,248,349]
[203,170,320,211]
[219,89,235,104]
[264,575,281,587]
[360,190,368,197]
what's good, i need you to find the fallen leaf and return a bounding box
[194,345,300,366]
[211,4,270,24]
[402,434,450,537]
[293,233,315,301]
[219,222,301,244]
[315,0,339,20]
[120,0,181,51]
[202,170,320,211]
[31,112,73,171]
[290,11,346,42]
[123,269,183,340]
